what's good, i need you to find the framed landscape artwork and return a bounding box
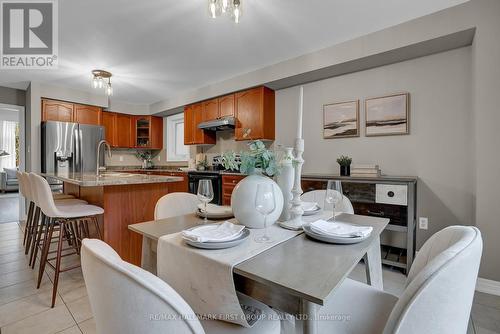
[323,100,360,139]
[365,93,410,136]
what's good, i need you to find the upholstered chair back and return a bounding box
[81,239,206,334]
[384,226,482,334]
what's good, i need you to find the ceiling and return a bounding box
[0,0,468,105]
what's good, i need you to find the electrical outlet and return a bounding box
[119,156,123,162]
[158,155,161,161]
[419,217,429,230]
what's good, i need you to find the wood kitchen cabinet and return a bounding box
[102,112,117,145]
[202,94,235,122]
[202,98,218,121]
[184,103,216,145]
[41,99,74,122]
[74,104,102,125]
[102,111,133,148]
[222,174,246,205]
[235,86,275,141]
[132,116,163,149]
[41,98,103,125]
[218,93,235,118]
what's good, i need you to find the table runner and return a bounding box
[157,222,301,327]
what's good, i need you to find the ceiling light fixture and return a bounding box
[91,70,113,96]
[208,0,242,23]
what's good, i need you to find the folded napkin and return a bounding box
[182,222,244,243]
[310,219,373,238]
[198,203,233,215]
[301,201,319,212]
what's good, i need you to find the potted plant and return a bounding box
[136,150,159,169]
[337,155,352,176]
[224,140,283,229]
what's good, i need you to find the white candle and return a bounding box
[297,86,303,139]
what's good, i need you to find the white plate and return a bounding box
[302,224,370,244]
[183,228,250,249]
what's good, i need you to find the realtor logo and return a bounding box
[1,0,58,69]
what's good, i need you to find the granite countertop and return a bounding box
[41,172,183,187]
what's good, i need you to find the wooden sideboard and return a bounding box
[302,174,417,274]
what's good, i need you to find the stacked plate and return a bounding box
[301,201,322,216]
[196,204,234,219]
[182,222,249,249]
[303,219,373,244]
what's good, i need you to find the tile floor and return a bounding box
[0,192,19,224]
[0,220,498,333]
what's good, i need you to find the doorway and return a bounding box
[0,104,22,224]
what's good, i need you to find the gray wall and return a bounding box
[0,86,25,106]
[276,47,473,250]
[471,0,500,282]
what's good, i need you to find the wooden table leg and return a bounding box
[295,300,319,334]
[141,236,157,275]
[364,235,383,290]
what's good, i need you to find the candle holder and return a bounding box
[279,138,305,230]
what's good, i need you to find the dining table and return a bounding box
[129,212,389,334]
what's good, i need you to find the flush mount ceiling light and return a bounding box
[91,70,113,96]
[208,0,242,23]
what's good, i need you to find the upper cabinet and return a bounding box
[218,94,235,118]
[234,86,275,141]
[184,103,216,145]
[41,99,74,123]
[202,99,218,121]
[102,112,133,148]
[201,94,235,122]
[183,86,274,145]
[41,99,102,125]
[74,104,102,125]
[132,116,163,149]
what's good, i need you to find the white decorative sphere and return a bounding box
[231,174,284,229]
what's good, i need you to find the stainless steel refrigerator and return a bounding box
[41,121,105,175]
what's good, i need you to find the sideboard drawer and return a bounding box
[376,184,408,206]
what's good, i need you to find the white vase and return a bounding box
[231,172,284,229]
[276,147,294,221]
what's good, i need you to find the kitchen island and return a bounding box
[43,172,183,265]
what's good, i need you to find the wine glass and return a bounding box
[325,180,343,222]
[254,183,276,243]
[197,179,214,223]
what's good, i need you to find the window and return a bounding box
[166,113,189,162]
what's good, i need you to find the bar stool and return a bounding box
[24,173,87,267]
[30,173,104,307]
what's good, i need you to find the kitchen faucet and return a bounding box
[96,140,112,177]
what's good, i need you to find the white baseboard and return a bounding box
[476,277,500,296]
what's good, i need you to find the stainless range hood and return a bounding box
[197,117,235,131]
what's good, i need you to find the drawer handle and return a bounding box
[232,180,236,184]
[367,210,385,217]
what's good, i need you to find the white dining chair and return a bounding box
[81,239,280,334]
[301,189,354,214]
[316,225,482,334]
[154,192,200,220]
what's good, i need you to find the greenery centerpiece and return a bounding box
[223,140,283,229]
[337,155,352,176]
[222,140,279,176]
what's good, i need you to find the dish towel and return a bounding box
[157,222,301,327]
[182,222,244,243]
[310,219,373,238]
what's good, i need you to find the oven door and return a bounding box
[188,174,222,205]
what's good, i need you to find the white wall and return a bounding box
[276,47,473,249]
